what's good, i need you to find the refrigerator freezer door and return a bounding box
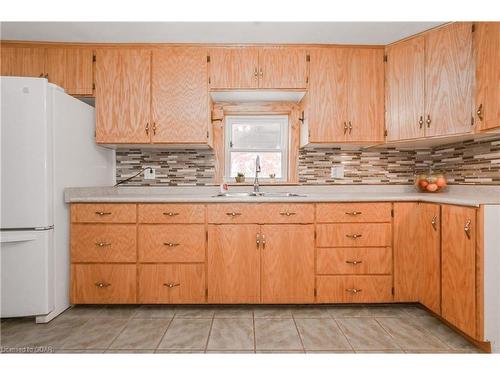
[1,77,53,229]
[0,229,54,317]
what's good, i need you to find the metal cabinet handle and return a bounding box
[163,242,180,247]
[345,260,363,265]
[346,234,362,239]
[345,211,362,216]
[262,234,266,249]
[95,211,112,216]
[419,116,424,129]
[163,212,179,216]
[346,288,362,294]
[343,122,348,134]
[259,68,263,78]
[145,122,150,135]
[477,104,483,121]
[426,115,431,128]
[256,233,260,248]
[152,122,157,135]
[464,219,472,238]
[95,242,111,247]
[95,282,111,288]
[348,121,352,134]
[163,283,180,288]
[226,212,242,217]
[279,212,296,216]
[39,73,44,77]
[431,215,438,231]
[254,68,259,79]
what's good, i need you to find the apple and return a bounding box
[419,179,429,188]
[426,183,438,192]
[436,177,447,187]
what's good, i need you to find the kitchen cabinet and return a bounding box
[442,205,477,339]
[95,49,151,144]
[1,46,46,78]
[209,46,308,90]
[474,22,500,131]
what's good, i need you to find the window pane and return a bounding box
[230,152,282,178]
[231,121,282,149]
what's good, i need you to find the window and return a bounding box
[224,115,289,182]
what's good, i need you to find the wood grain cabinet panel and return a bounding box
[442,205,477,338]
[95,49,151,143]
[71,264,136,304]
[385,37,425,141]
[316,223,391,247]
[0,46,45,77]
[207,224,261,303]
[316,275,393,303]
[209,47,259,89]
[138,204,205,223]
[425,22,474,137]
[474,22,500,131]
[71,224,137,263]
[207,204,263,224]
[316,202,392,223]
[261,224,315,303]
[71,203,136,223]
[138,264,205,304]
[151,47,210,144]
[138,224,205,263]
[258,47,308,89]
[207,203,313,224]
[317,247,392,275]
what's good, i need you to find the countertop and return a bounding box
[64,185,500,207]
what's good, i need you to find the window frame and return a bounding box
[224,115,289,182]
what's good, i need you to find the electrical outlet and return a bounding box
[144,167,156,180]
[330,165,344,179]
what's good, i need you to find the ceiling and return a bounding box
[0,22,444,45]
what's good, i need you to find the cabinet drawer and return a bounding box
[316,203,392,223]
[207,203,314,223]
[138,224,205,263]
[71,203,136,223]
[316,275,393,303]
[317,247,392,275]
[138,264,206,304]
[138,204,205,223]
[316,223,392,247]
[71,224,137,263]
[71,264,136,304]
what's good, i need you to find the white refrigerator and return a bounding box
[0,77,114,322]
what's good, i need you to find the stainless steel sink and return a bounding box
[213,192,306,198]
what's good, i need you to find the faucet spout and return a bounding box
[253,155,261,193]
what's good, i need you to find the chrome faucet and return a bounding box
[253,155,261,193]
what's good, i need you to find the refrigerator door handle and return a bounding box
[0,233,37,243]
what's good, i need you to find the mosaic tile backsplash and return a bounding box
[115,135,500,186]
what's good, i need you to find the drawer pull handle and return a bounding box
[431,215,438,230]
[256,233,260,248]
[345,260,363,265]
[95,282,111,288]
[163,282,180,288]
[226,212,242,217]
[345,211,362,216]
[346,234,362,239]
[262,234,266,249]
[163,242,180,247]
[163,212,179,216]
[95,242,111,247]
[346,288,362,294]
[279,212,296,216]
[95,211,112,216]
[464,219,472,238]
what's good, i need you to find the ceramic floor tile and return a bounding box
[54,349,105,353]
[23,317,89,349]
[361,305,409,318]
[355,350,405,353]
[132,305,176,319]
[305,350,355,354]
[256,350,305,353]
[155,349,205,353]
[96,306,138,319]
[336,318,400,350]
[214,306,254,318]
[292,307,332,319]
[174,306,216,319]
[105,349,156,353]
[207,318,254,350]
[108,319,171,350]
[376,317,449,350]
[398,305,432,318]
[56,306,104,321]
[254,319,302,351]
[253,306,293,318]
[328,306,378,318]
[295,318,351,351]
[157,318,212,350]
[0,319,47,348]
[206,350,255,353]
[60,318,129,350]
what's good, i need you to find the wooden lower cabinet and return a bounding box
[316,223,392,247]
[71,264,136,304]
[316,276,393,303]
[317,247,392,275]
[138,264,205,304]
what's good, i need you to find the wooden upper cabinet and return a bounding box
[307,48,348,143]
[1,46,45,77]
[95,49,151,144]
[425,22,474,137]
[441,205,477,339]
[385,37,425,141]
[347,48,385,142]
[474,22,500,131]
[209,47,258,89]
[151,47,210,144]
[258,47,308,89]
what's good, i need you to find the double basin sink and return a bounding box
[214,192,306,198]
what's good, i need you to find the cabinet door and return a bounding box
[209,47,258,89]
[152,47,210,144]
[0,46,45,77]
[474,22,500,131]
[95,49,151,143]
[347,48,385,142]
[261,224,315,303]
[418,203,441,315]
[46,48,94,95]
[207,224,260,303]
[442,205,477,338]
[425,23,474,137]
[307,48,348,143]
[258,47,308,89]
[385,37,425,141]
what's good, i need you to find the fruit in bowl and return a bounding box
[415,173,447,193]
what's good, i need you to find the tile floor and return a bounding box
[0,304,484,354]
